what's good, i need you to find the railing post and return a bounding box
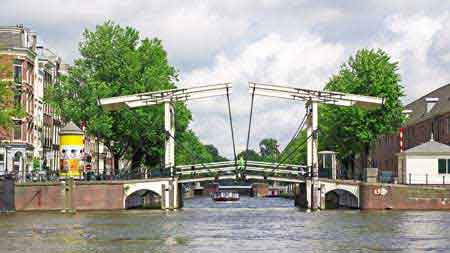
[409,173,411,185]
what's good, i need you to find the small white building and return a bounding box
[397,136,450,184]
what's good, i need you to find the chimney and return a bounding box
[30,33,37,51]
[425,97,439,113]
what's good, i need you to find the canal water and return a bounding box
[1,196,450,252]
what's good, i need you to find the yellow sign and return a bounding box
[60,134,84,177]
[60,135,84,146]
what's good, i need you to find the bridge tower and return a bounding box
[249,82,383,210]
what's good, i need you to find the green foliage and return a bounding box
[32,157,40,171]
[46,21,211,170]
[175,130,215,165]
[237,149,262,161]
[279,49,404,169]
[279,130,309,165]
[0,63,24,128]
[259,138,280,162]
[320,48,405,164]
[204,144,228,162]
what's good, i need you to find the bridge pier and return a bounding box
[295,179,360,210]
[160,180,180,210]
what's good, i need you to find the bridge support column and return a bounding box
[306,101,320,211]
[161,184,166,210]
[161,180,180,210]
[306,180,312,209]
[319,184,326,209]
[177,182,183,208]
[165,102,175,177]
[168,183,174,210]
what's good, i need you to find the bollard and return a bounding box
[426,174,428,185]
[409,173,411,185]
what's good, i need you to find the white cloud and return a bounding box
[2,1,450,160]
[182,32,344,157]
[373,13,450,103]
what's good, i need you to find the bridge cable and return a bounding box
[277,109,309,165]
[226,86,238,168]
[244,86,256,171]
[164,130,212,173]
[271,132,315,174]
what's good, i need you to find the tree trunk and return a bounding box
[130,149,145,178]
[363,144,372,169]
[113,153,120,177]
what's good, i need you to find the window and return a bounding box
[13,123,21,140]
[13,61,22,84]
[438,159,450,174]
[14,90,21,107]
[0,154,4,173]
[447,117,450,134]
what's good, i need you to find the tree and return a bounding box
[279,130,308,165]
[204,144,228,162]
[259,138,280,162]
[175,130,214,165]
[320,48,405,173]
[0,63,22,128]
[46,21,197,172]
[237,149,262,161]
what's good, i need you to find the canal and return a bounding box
[1,196,450,252]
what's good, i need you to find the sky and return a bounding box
[2,0,450,158]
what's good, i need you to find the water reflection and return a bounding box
[1,197,450,252]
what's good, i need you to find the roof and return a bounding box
[60,121,83,135]
[399,139,450,156]
[405,83,450,126]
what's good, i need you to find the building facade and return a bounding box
[0,25,62,181]
[371,83,450,182]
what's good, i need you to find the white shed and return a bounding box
[397,137,450,184]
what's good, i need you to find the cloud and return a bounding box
[182,32,345,157]
[1,1,450,160]
[373,13,450,103]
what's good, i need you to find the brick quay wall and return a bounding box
[14,181,124,211]
[5,180,450,211]
[360,183,450,210]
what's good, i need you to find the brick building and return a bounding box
[371,83,450,182]
[0,25,62,181]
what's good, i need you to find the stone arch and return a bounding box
[324,188,359,209]
[125,189,161,209]
[123,180,172,209]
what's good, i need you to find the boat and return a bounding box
[212,191,240,202]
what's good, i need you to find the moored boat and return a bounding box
[212,191,240,202]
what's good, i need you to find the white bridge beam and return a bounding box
[98,83,232,176]
[249,81,383,210]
